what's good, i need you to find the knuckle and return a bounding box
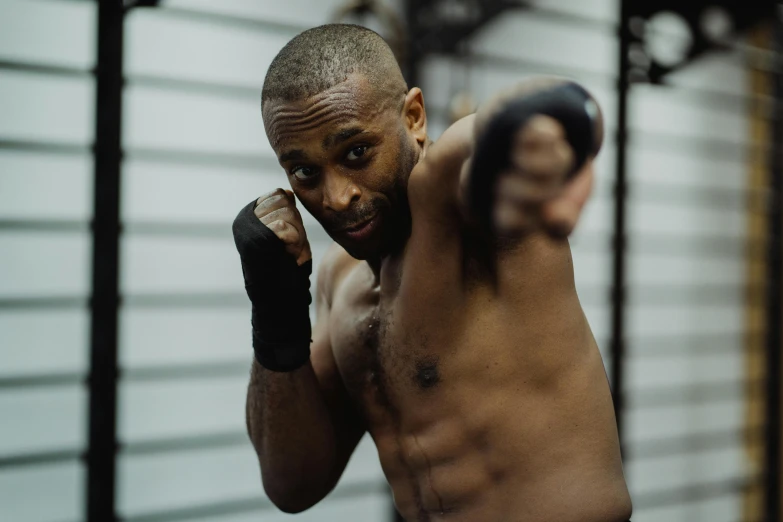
[277,206,296,220]
[257,188,286,205]
[268,220,301,243]
[266,207,291,222]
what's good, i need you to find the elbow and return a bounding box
[262,474,333,514]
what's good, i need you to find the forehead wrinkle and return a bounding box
[273,98,358,130]
[267,101,362,148]
[266,84,358,123]
[265,76,396,149]
[273,113,358,149]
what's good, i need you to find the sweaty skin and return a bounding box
[250,75,632,521]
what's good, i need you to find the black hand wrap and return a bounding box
[468,82,597,234]
[232,200,312,372]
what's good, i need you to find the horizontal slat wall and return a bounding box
[417,2,756,521]
[118,1,390,521]
[624,43,754,522]
[0,1,96,522]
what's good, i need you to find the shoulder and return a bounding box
[315,243,360,308]
[408,114,476,216]
[411,115,475,185]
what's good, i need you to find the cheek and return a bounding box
[294,192,322,217]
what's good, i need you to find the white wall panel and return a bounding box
[634,495,743,522]
[629,332,745,357]
[120,308,250,368]
[121,160,316,228]
[628,305,744,338]
[573,195,613,235]
[0,151,92,221]
[0,310,88,378]
[0,0,95,69]
[0,72,94,144]
[126,10,290,88]
[583,305,610,341]
[121,235,241,295]
[630,86,750,143]
[530,0,618,22]
[628,202,746,236]
[627,351,744,390]
[0,232,90,298]
[628,255,745,285]
[117,435,383,517]
[178,492,389,522]
[123,86,269,155]
[627,447,746,493]
[121,234,332,296]
[0,387,86,457]
[119,377,247,443]
[666,51,748,96]
[625,399,745,444]
[418,56,617,124]
[473,12,616,75]
[117,445,262,517]
[162,0,363,29]
[0,462,84,522]
[629,147,747,190]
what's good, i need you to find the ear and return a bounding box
[540,160,595,237]
[402,87,427,146]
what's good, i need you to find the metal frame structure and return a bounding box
[86,1,125,520]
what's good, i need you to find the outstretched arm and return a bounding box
[411,77,603,242]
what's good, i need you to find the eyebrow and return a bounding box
[322,127,365,149]
[278,149,306,163]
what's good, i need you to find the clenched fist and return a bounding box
[254,188,312,266]
[493,114,582,236]
[468,79,601,239]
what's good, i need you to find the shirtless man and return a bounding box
[232,24,632,521]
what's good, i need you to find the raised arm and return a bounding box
[235,193,364,513]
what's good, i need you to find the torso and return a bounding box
[326,163,631,522]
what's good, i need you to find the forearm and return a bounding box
[246,360,338,512]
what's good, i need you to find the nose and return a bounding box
[322,169,362,212]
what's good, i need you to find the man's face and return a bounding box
[263,75,422,260]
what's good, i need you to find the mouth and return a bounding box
[339,213,381,242]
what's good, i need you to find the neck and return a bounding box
[366,256,383,285]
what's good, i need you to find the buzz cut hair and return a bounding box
[261,24,408,107]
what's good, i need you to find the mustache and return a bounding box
[327,200,384,232]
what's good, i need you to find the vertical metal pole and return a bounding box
[765,18,783,522]
[611,0,631,443]
[86,2,124,521]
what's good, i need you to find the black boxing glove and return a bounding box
[468,82,598,235]
[232,199,312,372]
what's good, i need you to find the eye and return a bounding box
[346,145,368,162]
[291,166,318,182]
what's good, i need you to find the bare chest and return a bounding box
[328,262,445,419]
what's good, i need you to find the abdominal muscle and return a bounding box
[357,321,630,522]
